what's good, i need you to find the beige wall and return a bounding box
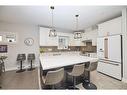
[0,22,39,71]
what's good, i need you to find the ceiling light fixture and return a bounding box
[49,6,57,37]
[74,15,82,39]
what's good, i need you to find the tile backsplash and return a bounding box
[40,45,96,53]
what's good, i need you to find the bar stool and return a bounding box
[0,56,7,72]
[67,64,85,89]
[0,60,2,89]
[42,68,64,89]
[27,53,35,71]
[82,60,98,89]
[16,54,26,73]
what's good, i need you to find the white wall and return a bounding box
[122,9,127,82]
[0,22,39,71]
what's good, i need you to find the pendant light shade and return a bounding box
[49,6,57,37]
[74,15,82,39]
[74,32,82,39]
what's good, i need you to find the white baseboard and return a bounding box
[5,64,39,72]
[5,67,17,71]
[122,78,127,83]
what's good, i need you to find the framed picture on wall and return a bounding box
[24,38,34,46]
[0,45,7,53]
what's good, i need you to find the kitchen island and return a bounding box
[40,52,98,70]
[39,52,98,89]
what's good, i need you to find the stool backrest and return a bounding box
[71,64,85,76]
[27,53,35,60]
[85,61,98,71]
[17,54,26,61]
[45,68,64,85]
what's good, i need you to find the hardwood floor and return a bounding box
[1,68,39,89]
[76,71,127,89]
[1,67,127,89]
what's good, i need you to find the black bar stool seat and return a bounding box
[16,54,26,73]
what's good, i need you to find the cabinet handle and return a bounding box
[104,38,108,59]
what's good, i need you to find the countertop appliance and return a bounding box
[97,35,122,80]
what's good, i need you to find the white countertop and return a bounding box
[40,53,98,70]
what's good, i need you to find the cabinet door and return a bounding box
[97,61,121,80]
[46,33,58,46]
[40,27,58,46]
[39,27,48,46]
[97,38,104,59]
[108,35,121,62]
[98,17,122,37]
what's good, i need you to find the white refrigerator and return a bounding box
[97,35,122,80]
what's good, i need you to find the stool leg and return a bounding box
[1,59,5,72]
[31,60,32,69]
[27,60,35,71]
[82,71,97,89]
[73,77,79,89]
[16,60,26,73]
[21,60,22,70]
[68,76,79,89]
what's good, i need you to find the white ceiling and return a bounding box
[0,6,126,32]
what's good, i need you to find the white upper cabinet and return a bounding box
[82,29,98,46]
[98,17,122,37]
[72,39,84,46]
[40,27,58,46]
[40,27,73,46]
[40,27,98,46]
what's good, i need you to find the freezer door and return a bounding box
[108,35,121,62]
[97,61,122,80]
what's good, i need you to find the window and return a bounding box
[58,36,69,49]
[0,35,2,42]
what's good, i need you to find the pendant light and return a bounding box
[49,6,57,37]
[74,15,82,39]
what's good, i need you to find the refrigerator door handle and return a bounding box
[104,38,108,59]
[99,60,119,66]
[99,49,104,52]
